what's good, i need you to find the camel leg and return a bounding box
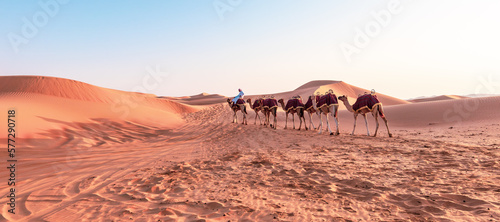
[254,112,258,125]
[352,114,358,135]
[383,117,392,137]
[258,111,262,125]
[241,112,245,125]
[292,113,295,129]
[314,112,320,130]
[284,113,288,129]
[268,112,271,127]
[334,116,339,136]
[308,113,314,130]
[334,117,340,135]
[241,105,247,125]
[301,110,307,130]
[296,113,300,130]
[241,111,245,125]
[264,111,271,127]
[297,112,304,130]
[363,113,370,136]
[273,110,277,129]
[331,107,339,135]
[373,109,379,137]
[244,109,248,125]
[379,106,393,137]
[302,113,308,130]
[318,113,323,134]
[326,113,333,135]
[309,113,316,130]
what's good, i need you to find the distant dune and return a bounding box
[245,80,409,110]
[408,95,469,103]
[174,92,227,105]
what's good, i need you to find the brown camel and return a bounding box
[313,92,340,135]
[278,97,307,130]
[262,98,278,129]
[227,98,248,125]
[338,95,392,137]
[247,98,264,125]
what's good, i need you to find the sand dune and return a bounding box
[0,76,197,138]
[173,92,228,106]
[409,95,469,103]
[0,76,498,221]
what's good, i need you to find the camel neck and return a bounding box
[279,101,285,110]
[342,100,355,113]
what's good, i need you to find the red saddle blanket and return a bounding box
[285,98,304,111]
[262,98,278,109]
[304,97,316,112]
[352,94,381,112]
[232,98,245,108]
[316,93,338,108]
[252,99,263,109]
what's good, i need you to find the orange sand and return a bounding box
[0,76,499,221]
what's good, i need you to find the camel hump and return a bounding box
[317,93,338,108]
[285,98,305,111]
[352,94,381,112]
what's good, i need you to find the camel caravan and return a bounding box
[227,89,393,137]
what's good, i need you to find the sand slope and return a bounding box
[0,76,197,138]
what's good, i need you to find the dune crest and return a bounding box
[244,80,409,110]
[409,95,469,103]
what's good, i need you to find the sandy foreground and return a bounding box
[0,76,499,221]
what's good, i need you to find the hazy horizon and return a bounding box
[1,0,499,99]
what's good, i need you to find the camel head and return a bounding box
[246,98,252,104]
[227,98,231,104]
[277,98,285,110]
[338,95,348,102]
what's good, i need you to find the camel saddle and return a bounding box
[263,98,278,109]
[285,98,304,112]
[232,98,246,108]
[252,99,263,109]
[304,97,316,113]
[316,93,338,109]
[352,94,381,112]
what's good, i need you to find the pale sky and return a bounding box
[1,0,499,99]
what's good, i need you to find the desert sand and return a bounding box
[0,76,499,221]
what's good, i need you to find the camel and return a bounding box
[313,91,340,135]
[262,97,278,129]
[278,97,307,130]
[304,95,320,130]
[338,95,392,137]
[227,98,248,125]
[247,98,264,125]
